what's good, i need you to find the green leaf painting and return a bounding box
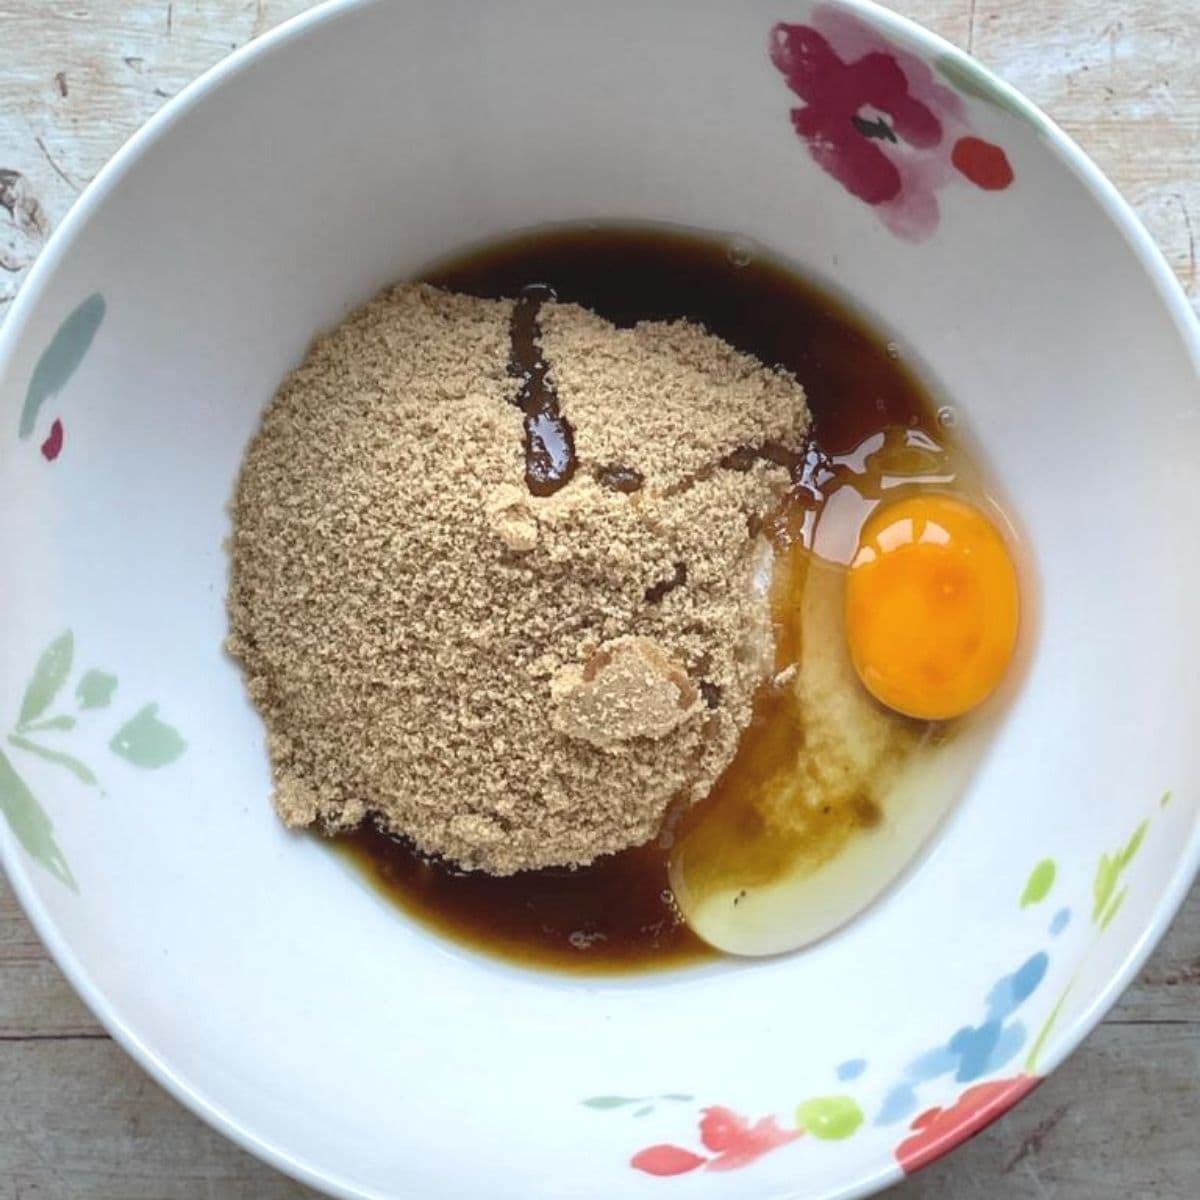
[17,631,73,728]
[582,1092,693,1111]
[1020,858,1056,908]
[8,735,97,786]
[1117,821,1148,870]
[22,714,76,733]
[1098,887,1128,932]
[76,669,117,710]
[0,631,187,890]
[0,749,76,890]
[19,292,106,439]
[109,704,186,767]
[1093,820,1148,928]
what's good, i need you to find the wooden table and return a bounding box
[1,2,1197,1196]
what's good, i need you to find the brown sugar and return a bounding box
[227,282,810,874]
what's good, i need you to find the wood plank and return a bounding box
[1,876,104,1038]
[0,0,313,315]
[1115,886,1200,1024]
[966,0,1200,313]
[0,1039,320,1198]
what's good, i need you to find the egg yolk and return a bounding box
[845,495,1019,721]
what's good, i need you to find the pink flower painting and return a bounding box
[770,7,1014,240]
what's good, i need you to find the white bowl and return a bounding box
[1,2,1197,1197]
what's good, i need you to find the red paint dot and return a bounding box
[630,1145,707,1176]
[952,136,1014,190]
[40,418,64,461]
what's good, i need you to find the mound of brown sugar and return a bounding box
[227,283,810,874]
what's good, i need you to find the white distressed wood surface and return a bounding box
[1,2,1197,1197]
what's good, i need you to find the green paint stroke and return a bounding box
[1093,819,1148,927]
[109,704,186,768]
[935,52,1047,132]
[1025,800,1164,1074]
[76,669,117,710]
[22,714,76,734]
[19,293,106,439]
[8,735,97,786]
[795,1095,864,1140]
[1025,979,1074,1074]
[1020,858,1057,908]
[17,631,73,728]
[0,749,76,890]
[1099,887,1128,931]
[583,1096,643,1110]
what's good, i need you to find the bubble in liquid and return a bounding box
[569,929,606,949]
[886,341,901,360]
[519,281,557,302]
[937,405,958,429]
[726,236,756,268]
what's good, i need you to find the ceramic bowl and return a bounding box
[1,1,1197,1197]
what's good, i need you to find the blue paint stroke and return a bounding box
[876,951,1050,1120]
[19,293,106,439]
[986,953,1049,1022]
[837,1058,867,1082]
[907,1045,957,1081]
[986,1020,1027,1074]
[949,1020,1003,1082]
[1050,907,1071,937]
[875,1082,919,1126]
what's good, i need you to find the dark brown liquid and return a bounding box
[509,284,578,496]
[337,224,941,974]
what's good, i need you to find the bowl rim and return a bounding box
[1,1,1198,1197]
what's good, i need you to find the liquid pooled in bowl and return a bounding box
[228,224,1024,973]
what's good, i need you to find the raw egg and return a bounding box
[845,495,1019,721]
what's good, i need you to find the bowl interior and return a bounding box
[0,2,1197,1198]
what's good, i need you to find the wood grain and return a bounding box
[1,1,1197,1197]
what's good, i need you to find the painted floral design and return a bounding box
[0,630,186,889]
[585,801,1165,1180]
[631,1107,802,1176]
[770,7,1014,240]
[17,291,105,462]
